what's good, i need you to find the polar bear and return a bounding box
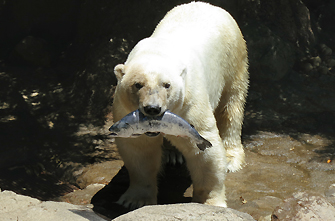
[112,2,248,209]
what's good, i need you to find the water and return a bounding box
[225,131,335,219]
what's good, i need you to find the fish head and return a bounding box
[114,54,186,117]
[109,120,133,137]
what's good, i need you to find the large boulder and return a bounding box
[114,203,255,221]
[0,190,105,221]
[272,192,335,221]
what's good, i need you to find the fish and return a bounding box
[109,109,212,151]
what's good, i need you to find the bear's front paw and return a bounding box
[226,148,245,172]
[117,187,157,210]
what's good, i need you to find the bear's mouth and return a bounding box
[145,132,161,137]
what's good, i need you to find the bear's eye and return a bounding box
[134,83,143,89]
[163,83,171,89]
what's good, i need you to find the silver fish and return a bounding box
[109,109,212,151]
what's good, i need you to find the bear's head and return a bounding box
[114,55,186,117]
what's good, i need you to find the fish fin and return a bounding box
[197,138,212,151]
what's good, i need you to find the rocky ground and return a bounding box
[3,130,335,220]
[61,130,335,220]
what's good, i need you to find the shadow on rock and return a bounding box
[91,163,192,219]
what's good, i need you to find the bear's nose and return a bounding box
[144,105,161,116]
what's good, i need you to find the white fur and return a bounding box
[113,2,248,209]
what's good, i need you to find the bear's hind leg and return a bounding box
[215,80,248,172]
[116,136,163,209]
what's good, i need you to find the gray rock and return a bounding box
[113,203,255,221]
[272,192,335,221]
[0,190,106,221]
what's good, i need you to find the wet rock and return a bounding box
[74,160,123,189]
[226,150,306,207]
[113,203,255,221]
[325,184,335,198]
[272,192,335,221]
[325,184,335,205]
[244,132,335,171]
[238,196,282,221]
[0,190,105,221]
[226,132,335,220]
[59,184,105,205]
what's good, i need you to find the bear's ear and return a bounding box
[114,64,125,82]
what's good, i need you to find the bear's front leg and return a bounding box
[115,135,163,210]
